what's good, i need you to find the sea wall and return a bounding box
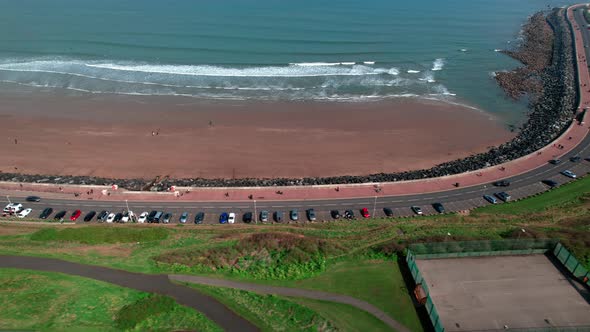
[0,8,579,191]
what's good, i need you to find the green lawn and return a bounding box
[273,259,423,332]
[190,285,341,331]
[294,298,394,332]
[473,175,590,215]
[0,268,221,332]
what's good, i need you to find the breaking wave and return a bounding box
[0,57,456,102]
[432,58,445,71]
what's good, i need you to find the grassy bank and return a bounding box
[0,268,220,331]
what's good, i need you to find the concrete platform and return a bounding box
[416,255,590,331]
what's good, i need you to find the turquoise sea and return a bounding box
[0,0,578,119]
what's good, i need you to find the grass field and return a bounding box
[0,174,589,331]
[0,268,220,332]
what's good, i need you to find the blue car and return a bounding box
[219,212,229,224]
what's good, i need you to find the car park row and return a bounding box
[1,159,588,223]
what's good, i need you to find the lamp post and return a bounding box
[254,200,257,224]
[6,196,11,204]
[373,196,377,218]
[125,200,130,213]
[517,228,526,239]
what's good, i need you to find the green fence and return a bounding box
[409,238,558,259]
[554,242,590,287]
[406,250,445,332]
[405,239,590,332]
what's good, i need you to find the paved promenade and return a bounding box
[0,5,588,203]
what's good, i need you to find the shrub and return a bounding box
[156,232,343,280]
[114,294,175,330]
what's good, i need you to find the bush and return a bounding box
[30,227,168,244]
[114,294,175,330]
[156,232,343,280]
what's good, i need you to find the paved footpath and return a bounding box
[0,255,410,332]
[0,5,588,204]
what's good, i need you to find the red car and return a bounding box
[361,207,370,218]
[70,210,82,221]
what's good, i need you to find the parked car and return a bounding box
[260,210,269,222]
[179,212,189,223]
[541,179,558,188]
[383,207,393,217]
[273,211,283,222]
[114,213,123,222]
[147,210,158,222]
[228,212,236,224]
[411,206,423,215]
[483,194,497,204]
[162,212,172,223]
[26,196,41,202]
[492,180,510,187]
[194,212,205,224]
[153,211,164,223]
[344,209,355,219]
[432,203,445,214]
[83,211,96,222]
[70,210,82,221]
[561,170,577,179]
[219,212,229,224]
[121,212,130,223]
[360,207,370,218]
[97,210,109,222]
[54,210,67,221]
[330,210,341,219]
[585,157,590,162]
[289,210,299,221]
[549,159,562,165]
[3,203,23,214]
[138,212,149,223]
[306,208,316,221]
[17,208,32,218]
[495,192,511,202]
[39,207,53,219]
[570,156,581,162]
[243,212,253,223]
[106,213,116,223]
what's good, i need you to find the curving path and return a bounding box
[170,274,410,332]
[0,255,410,332]
[0,255,258,332]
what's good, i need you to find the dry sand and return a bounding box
[0,90,514,179]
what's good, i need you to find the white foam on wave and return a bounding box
[407,70,420,74]
[494,49,502,52]
[418,72,436,83]
[459,48,467,52]
[0,59,407,78]
[432,58,445,71]
[86,62,395,77]
[363,61,375,65]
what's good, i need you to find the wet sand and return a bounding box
[0,90,514,179]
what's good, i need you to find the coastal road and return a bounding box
[1,6,590,224]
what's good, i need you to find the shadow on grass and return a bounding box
[396,255,434,332]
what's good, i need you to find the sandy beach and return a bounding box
[0,89,514,180]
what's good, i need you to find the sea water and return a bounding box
[0,0,577,118]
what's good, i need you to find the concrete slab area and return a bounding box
[416,255,590,331]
